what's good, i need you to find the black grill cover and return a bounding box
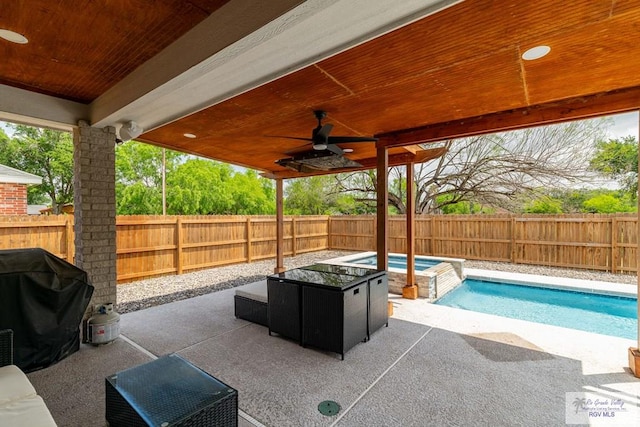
[0,248,94,372]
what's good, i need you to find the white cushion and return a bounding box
[0,365,36,405]
[235,280,268,303]
[0,394,57,427]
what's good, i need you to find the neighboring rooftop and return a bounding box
[0,163,42,185]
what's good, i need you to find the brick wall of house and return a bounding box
[0,182,28,215]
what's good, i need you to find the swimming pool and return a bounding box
[436,279,637,339]
[323,252,466,298]
[349,254,440,270]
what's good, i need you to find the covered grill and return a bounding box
[0,248,94,372]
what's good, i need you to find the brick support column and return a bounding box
[73,121,117,312]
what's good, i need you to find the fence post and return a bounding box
[327,216,332,249]
[66,216,74,263]
[510,216,516,264]
[430,216,435,255]
[292,217,297,257]
[611,216,617,274]
[246,217,252,263]
[176,217,183,275]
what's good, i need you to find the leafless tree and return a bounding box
[335,118,610,213]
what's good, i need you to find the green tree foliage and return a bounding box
[523,196,563,214]
[590,136,638,198]
[117,182,162,214]
[116,142,275,215]
[284,175,367,215]
[116,141,182,187]
[582,194,636,213]
[0,128,8,145]
[226,169,275,214]
[437,194,494,214]
[285,176,334,215]
[0,124,73,212]
[550,189,593,213]
[115,142,184,214]
[167,159,234,214]
[526,188,636,214]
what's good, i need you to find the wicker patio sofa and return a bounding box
[0,329,57,426]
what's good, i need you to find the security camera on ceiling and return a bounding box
[117,121,143,143]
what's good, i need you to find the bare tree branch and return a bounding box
[336,119,609,213]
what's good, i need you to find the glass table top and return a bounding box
[300,263,384,277]
[107,353,235,426]
[270,268,357,289]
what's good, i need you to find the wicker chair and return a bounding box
[0,329,12,367]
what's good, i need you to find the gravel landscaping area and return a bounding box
[116,250,637,314]
[116,250,354,313]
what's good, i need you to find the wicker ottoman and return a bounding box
[234,280,268,326]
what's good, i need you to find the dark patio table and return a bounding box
[105,353,237,427]
[267,264,388,359]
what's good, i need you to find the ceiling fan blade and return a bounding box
[327,136,378,143]
[265,135,313,142]
[315,123,334,140]
[326,144,344,156]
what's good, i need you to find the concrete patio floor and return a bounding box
[27,277,640,426]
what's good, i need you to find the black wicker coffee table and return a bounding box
[106,353,237,427]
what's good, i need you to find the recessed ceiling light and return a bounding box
[522,45,550,61]
[343,148,354,153]
[183,133,196,138]
[0,29,28,44]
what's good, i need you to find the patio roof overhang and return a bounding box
[2,0,640,375]
[2,0,640,178]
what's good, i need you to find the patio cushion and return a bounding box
[0,364,57,426]
[0,394,57,427]
[235,280,268,303]
[0,365,36,405]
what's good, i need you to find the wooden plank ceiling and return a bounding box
[3,0,640,178]
[1,0,231,103]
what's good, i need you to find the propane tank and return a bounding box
[87,303,120,345]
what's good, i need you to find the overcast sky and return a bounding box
[607,111,639,139]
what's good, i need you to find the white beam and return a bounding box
[90,0,305,128]
[90,0,461,132]
[0,85,88,131]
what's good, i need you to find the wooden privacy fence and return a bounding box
[0,215,329,283]
[116,215,329,282]
[329,214,638,274]
[0,213,637,282]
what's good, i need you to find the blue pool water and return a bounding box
[436,279,637,339]
[351,254,439,270]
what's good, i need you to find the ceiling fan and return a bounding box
[273,110,378,155]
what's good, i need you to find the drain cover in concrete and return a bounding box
[318,400,341,416]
